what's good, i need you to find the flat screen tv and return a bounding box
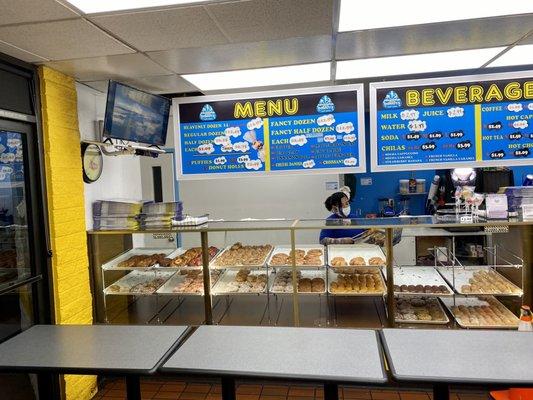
[103,81,170,146]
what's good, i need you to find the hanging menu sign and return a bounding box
[173,85,365,179]
[370,71,533,171]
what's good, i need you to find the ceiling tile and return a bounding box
[91,6,228,51]
[147,35,332,74]
[43,53,171,81]
[81,80,109,93]
[0,0,79,26]
[0,19,133,60]
[125,75,199,94]
[336,14,533,60]
[83,75,198,95]
[521,34,533,45]
[0,39,48,62]
[207,0,333,43]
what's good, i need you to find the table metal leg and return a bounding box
[324,383,339,400]
[125,376,141,400]
[433,383,449,400]
[221,377,236,400]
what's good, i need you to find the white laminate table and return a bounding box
[0,325,189,400]
[381,329,533,400]
[161,325,387,400]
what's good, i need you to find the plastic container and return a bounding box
[399,179,409,194]
[408,177,417,193]
[416,179,426,193]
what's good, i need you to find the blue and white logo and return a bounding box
[382,91,402,109]
[316,95,335,113]
[199,104,217,121]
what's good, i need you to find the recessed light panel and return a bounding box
[182,63,332,91]
[335,47,505,80]
[338,0,533,31]
[487,44,533,67]
[64,0,210,14]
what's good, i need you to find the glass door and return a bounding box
[0,118,53,399]
[0,130,31,291]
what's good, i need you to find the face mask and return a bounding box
[342,206,351,217]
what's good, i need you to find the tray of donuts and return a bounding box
[270,269,327,295]
[328,269,386,296]
[440,296,519,329]
[436,266,523,296]
[212,269,269,295]
[391,266,454,297]
[327,244,386,273]
[395,297,450,325]
[267,245,325,269]
[210,242,273,269]
[102,248,176,270]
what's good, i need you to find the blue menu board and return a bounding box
[173,85,365,179]
[370,71,533,171]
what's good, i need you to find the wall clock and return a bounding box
[81,143,103,183]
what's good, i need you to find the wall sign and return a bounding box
[370,71,533,172]
[173,85,365,179]
[0,131,24,184]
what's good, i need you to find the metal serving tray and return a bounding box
[267,245,325,268]
[161,247,221,270]
[395,297,450,325]
[156,270,223,296]
[104,270,175,295]
[440,296,519,329]
[210,244,273,269]
[269,268,326,295]
[327,244,386,271]
[392,266,454,296]
[437,266,523,296]
[212,269,269,295]
[101,248,175,271]
[327,269,386,297]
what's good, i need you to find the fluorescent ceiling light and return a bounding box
[182,63,331,91]
[64,0,210,14]
[336,47,505,80]
[487,44,533,67]
[338,0,533,31]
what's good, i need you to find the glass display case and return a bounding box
[87,216,532,329]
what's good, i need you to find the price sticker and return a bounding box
[456,141,472,150]
[428,131,443,140]
[421,142,436,151]
[449,130,464,139]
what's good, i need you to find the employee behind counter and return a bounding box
[319,187,366,245]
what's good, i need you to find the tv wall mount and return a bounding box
[80,138,165,157]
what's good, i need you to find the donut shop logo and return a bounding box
[199,104,217,121]
[382,91,402,109]
[316,95,335,113]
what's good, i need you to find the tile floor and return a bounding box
[91,378,492,400]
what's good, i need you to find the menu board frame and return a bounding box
[173,84,366,180]
[369,70,533,172]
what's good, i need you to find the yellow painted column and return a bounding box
[38,66,97,400]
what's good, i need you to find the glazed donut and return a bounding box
[331,256,348,266]
[368,257,385,266]
[349,256,366,266]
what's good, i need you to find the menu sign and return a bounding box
[370,71,533,171]
[173,85,365,179]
